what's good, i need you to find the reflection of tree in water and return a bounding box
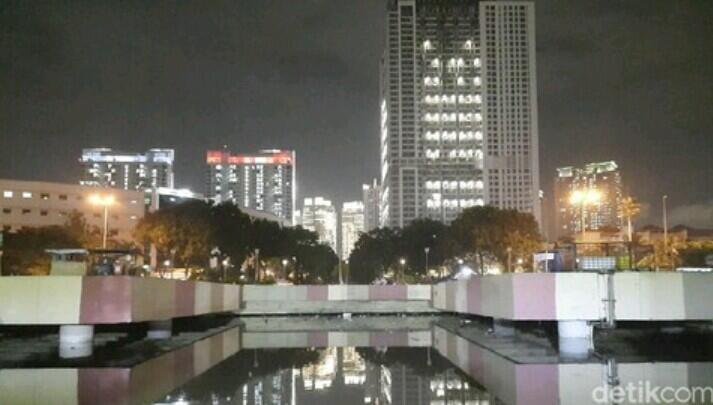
[163,348,320,403]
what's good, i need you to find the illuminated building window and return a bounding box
[2,191,12,198]
[22,191,32,199]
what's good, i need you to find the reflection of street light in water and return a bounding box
[88,193,116,249]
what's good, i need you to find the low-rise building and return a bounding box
[0,179,145,242]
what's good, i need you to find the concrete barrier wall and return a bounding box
[433,273,600,321]
[240,284,434,315]
[614,272,713,321]
[3,273,712,324]
[433,324,713,405]
[0,276,241,325]
[433,324,559,405]
[0,326,241,405]
[434,272,713,322]
[242,284,430,302]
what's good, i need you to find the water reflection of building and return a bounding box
[300,347,366,390]
[231,347,491,405]
[236,368,295,405]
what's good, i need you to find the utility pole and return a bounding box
[662,195,669,270]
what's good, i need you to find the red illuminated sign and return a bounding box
[206,150,293,165]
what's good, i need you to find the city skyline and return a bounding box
[1,1,712,228]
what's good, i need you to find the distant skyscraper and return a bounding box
[554,161,623,238]
[341,201,365,259]
[380,0,540,228]
[80,148,174,191]
[362,179,381,231]
[205,149,296,224]
[301,197,338,253]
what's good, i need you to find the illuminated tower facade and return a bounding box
[205,149,296,224]
[380,0,540,227]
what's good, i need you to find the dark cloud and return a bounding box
[0,0,711,228]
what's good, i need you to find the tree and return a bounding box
[294,242,339,284]
[134,200,212,270]
[620,197,642,242]
[348,228,400,283]
[451,206,541,273]
[135,200,338,283]
[2,226,82,275]
[398,218,454,278]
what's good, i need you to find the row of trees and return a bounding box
[348,206,541,283]
[134,201,339,283]
[1,213,101,275]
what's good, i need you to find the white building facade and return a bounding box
[205,149,296,225]
[80,148,174,192]
[300,197,338,253]
[340,201,365,260]
[380,0,540,227]
[0,179,145,242]
[362,179,381,232]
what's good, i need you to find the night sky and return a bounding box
[1,0,711,228]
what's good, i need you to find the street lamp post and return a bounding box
[506,247,512,273]
[399,258,406,284]
[89,194,116,249]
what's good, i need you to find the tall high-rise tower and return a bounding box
[380,0,540,228]
[554,161,623,238]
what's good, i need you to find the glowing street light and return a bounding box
[399,257,406,284]
[569,188,602,241]
[88,193,116,249]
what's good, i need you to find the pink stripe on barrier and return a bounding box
[308,331,328,347]
[307,285,328,301]
[513,274,556,320]
[78,368,130,405]
[467,278,482,314]
[369,285,407,300]
[468,339,485,382]
[175,281,196,318]
[211,283,224,313]
[79,276,132,324]
[515,364,559,405]
[172,344,195,384]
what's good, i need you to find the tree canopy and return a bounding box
[134,201,338,283]
[348,206,542,283]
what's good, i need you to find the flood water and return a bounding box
[2,315,713,404]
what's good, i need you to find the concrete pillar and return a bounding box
[147,320,172,339]
[59,325,94,359]
[492,319,516,337]
[558,320,592,359]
